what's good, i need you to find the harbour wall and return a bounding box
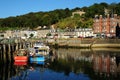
[0,38,120,63]
[47,38,120,48]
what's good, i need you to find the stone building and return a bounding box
[72,10,85,16]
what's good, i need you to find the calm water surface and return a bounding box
[0,48,120,80]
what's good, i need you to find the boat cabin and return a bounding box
[17,49,28,56]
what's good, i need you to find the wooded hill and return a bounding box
[0,2,120,30]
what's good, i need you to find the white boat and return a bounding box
[28,42,50,63]
[33,42,50,56]
[28,42,50,56]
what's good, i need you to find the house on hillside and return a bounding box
[72,10,85,16]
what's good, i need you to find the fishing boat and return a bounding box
[33,42,50,55]
[14,49,28,63]
[29,56,45,65]
[28,42,50,64]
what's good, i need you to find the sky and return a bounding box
[0,0,119,18]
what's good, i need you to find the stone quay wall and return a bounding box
[47,38,120,48]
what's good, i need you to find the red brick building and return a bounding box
[93,14,120,37]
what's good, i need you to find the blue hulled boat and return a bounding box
[28,42,50,64]
[29,56,45,62]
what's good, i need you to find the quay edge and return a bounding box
[47,38,120,48]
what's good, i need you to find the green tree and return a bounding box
[29,33,34,38]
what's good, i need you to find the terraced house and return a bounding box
[93,14,120,38]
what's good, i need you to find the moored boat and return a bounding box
[29,55,45,61]
[28,42,50,64]
[29,56,45,65]
[33,42,50,56]
[14,49,28,63]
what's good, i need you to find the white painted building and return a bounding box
[49,28,94,38]
[37,30,50,38]
[75,28,94,37]
[4,29,50,39]
[24,30,37,38]
[3,28,94,39]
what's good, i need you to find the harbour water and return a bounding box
[0,48,120,80]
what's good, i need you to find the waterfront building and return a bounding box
[93,14,120,37]
[4,30,13,38]
[22,30,37,38]
[20,30,50,39]
[3,29,50,39]
[75,28,94,38]
[37,29,49,38]
[49,28,94,38]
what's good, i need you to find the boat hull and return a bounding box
[14,56,28,62]
[29,56,45,63]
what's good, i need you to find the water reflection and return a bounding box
[0,48,120,80]
[11,64,28,80]
[50,48,120,80]
[91,49,120,74]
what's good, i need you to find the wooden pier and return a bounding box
[0,38,36,63]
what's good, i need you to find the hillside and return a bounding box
[0,2,120,30]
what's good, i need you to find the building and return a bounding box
[72,10,85,16]
[93,14,120,37]
[2,29,50,39]
[75,28,94,38]
[37,30,49,38]
[49,28,94,38]
[4,30,13,38]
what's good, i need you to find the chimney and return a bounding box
[107,14,110,18]
[100,15,102,19]
[114,14,117,18]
